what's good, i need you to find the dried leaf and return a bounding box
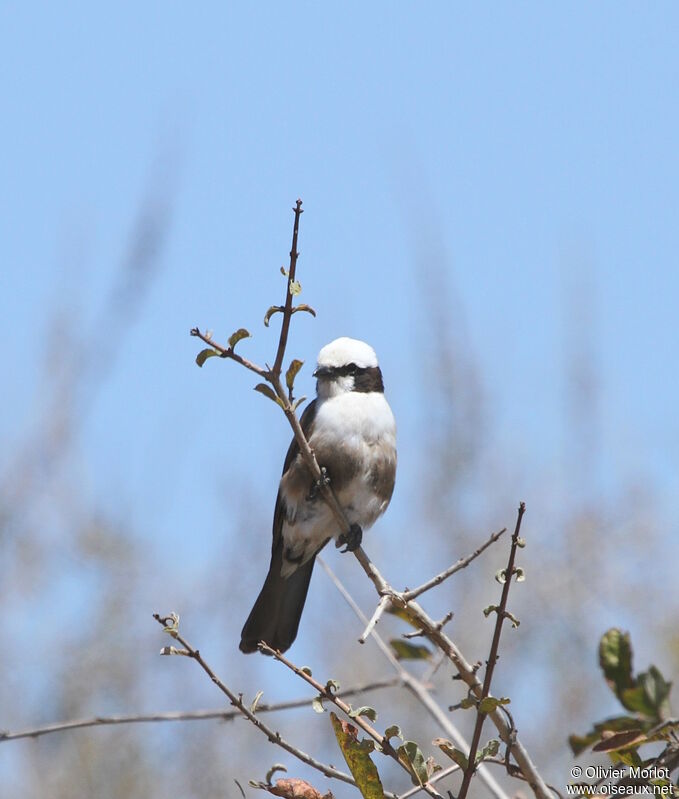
[592,729,646,752]
[266,778,328,798]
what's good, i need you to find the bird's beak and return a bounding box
[313,365,332,379]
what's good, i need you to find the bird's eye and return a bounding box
[348,363,358,375]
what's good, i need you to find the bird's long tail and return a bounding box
[239,537,315,654]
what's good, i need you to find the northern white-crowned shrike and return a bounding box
[240,337,397,653]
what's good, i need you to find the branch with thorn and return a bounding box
[152,614,391,795]
[190,201,551,798]
[259,642,446,799]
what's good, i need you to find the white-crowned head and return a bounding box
[314,337,383,399]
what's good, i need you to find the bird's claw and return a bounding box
[337,523,363,553]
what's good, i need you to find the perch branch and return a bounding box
[152,614,373,794]
[260,643,446,799]
[318,557,511,799]
[191,201,551,799]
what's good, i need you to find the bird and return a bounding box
[240,337,397,654]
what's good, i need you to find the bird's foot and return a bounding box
[307,466,330,501]
[336,523,363,553]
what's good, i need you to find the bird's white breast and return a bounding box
[278,391,396,577]
[312,391,396,450]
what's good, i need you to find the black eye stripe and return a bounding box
[331,362,361,377]
[316,364,384,394]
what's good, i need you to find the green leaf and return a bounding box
[476,739,500,763]
[228,328,251,349]
[196,348,220,367]
[483,605,498,618]
[599,629,635,701]
[397,741,430,786]
[459,697,477,710]
[291,303,317,318]
[433,737,468,770]
[289,279,302,296]
[619,684,658,717]
[300,666,312,676]
[264,306,284,327]
[312,696,325,714]
[478,696,511,714]
[285,359,304,391]
[326,679,341,694]
[514,567,526,582]
[385,604,419,627]
[250,690,264,714]
[389,640,432,661]
[349,706,378,722]
[638,666,672,718]
[254,383,284,408]
[494,569,507,584]
[330,712,385,799]
[384,725,402,741]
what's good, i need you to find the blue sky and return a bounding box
[1,3,678,791]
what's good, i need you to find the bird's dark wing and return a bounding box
[239,399,318,654]
[271,398,317,550]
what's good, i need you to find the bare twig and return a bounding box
[403,527,507,602]
[457,503,526,799]
[260,642,446,799]
[152,614,372,794]
[272,199,303,378]
[359,595,391,643]
[190,327,269,378]
[317,557,511,799]
[0,677,399,744]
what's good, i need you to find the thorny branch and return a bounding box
[151,614,391,796]
[260,643,446,799]
[317,556,510,799]
[190,201,552,799]
[457,503,526,799]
